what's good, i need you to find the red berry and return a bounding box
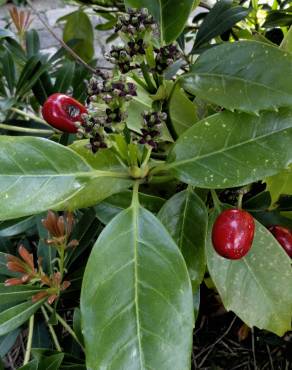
[212,209,255,260]
[42,93,87,133]
[268,225,292,258]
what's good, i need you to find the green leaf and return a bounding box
[0,137,132,220]
[53,60,75,93]
[60,10,94,62]
[166,108,292,189]
[0,50,15,94]
[266,165,292,205]
[0,299,45,336]
[0,216,36,237]
[169,85,198,136]
[206,212,292,336]
[263,9,292,28]
[158,188,207,292]
[18,359,38,370]
[0,328,20,358]
[95,190,165,224]
[0,284,44,305]
[16,56,49,99]
[124,0,193,44]
[193,0,250,49]
[181,41,292,113]
[281,25,292,52]
[0,29,14,39]
[81,201,193,369]
[25,30,40,58]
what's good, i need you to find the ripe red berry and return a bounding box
[212,209,255,260]
[42,93,87,133]
[268,225,292,258]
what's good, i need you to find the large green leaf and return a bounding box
[206,212,292,336]
[193,0,250,49]
[182,41,292,113]
[124,0,193,44]
[169,85,198,136]
[0,299,45,336]
[266,165,292,205]
[0,216,36,237]
[0,328,20,358]
[0,137,132,220]
[59,10,94,62]
[81,198,193,369]
[158,188,207,292]
[166,108,292,189]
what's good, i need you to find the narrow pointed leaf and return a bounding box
[182,41,292,113]
[206,212,292,336]
[0,284,45,305]
[158,188,207,292]
[0,137,132,220]
[81,203,193,370]
[0,299,45,336]
[167,109,292,188]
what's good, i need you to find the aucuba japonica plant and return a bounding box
[0,0,292,369]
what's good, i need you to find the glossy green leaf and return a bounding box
[0,216,36,237]
[0,50,15,94]
[206,212,292,336]
[60,10,94,62]
[193,0,250,49]
[0,137,132,220]
[266,165,292,205]
[124,0,193,44]
[81,200,193,369]
[167,109,292,189]
[169,85,198,136]
[53,60,75,93]
[280,25,292,52]
[158,188,207,292]
[0,284,44,305]
[182,41,292,113]
[0,299,45,336]
[19,360,38,370]
[25,30,40,58]
[95,190,165,224]
[0,328,20,358]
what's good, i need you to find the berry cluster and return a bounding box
[137,111,167,149]
[115,8,156,36]
[77,74,137,153]
[154,44,181,74]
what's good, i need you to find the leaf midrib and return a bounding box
[167,125,291,169]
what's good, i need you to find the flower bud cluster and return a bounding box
[106,8,155,74]
[154,44,181,74]
[137,111,167,149]
[78,73,137,153]
[115,8,155,37]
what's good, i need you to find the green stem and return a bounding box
[10,107,50,127]
[131,181,140,206]
[148,174,175,184]
[44,303,85,351]
[131,72,149,91]
[41,306,62,352]
[149,162,170,176]
[23,315,34,365]
[141,62,156,93]
[0,123,54,135]
[237,192,244,210]
[58,246,65,281]
[141,146,152,169]
[211,189,222,213]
